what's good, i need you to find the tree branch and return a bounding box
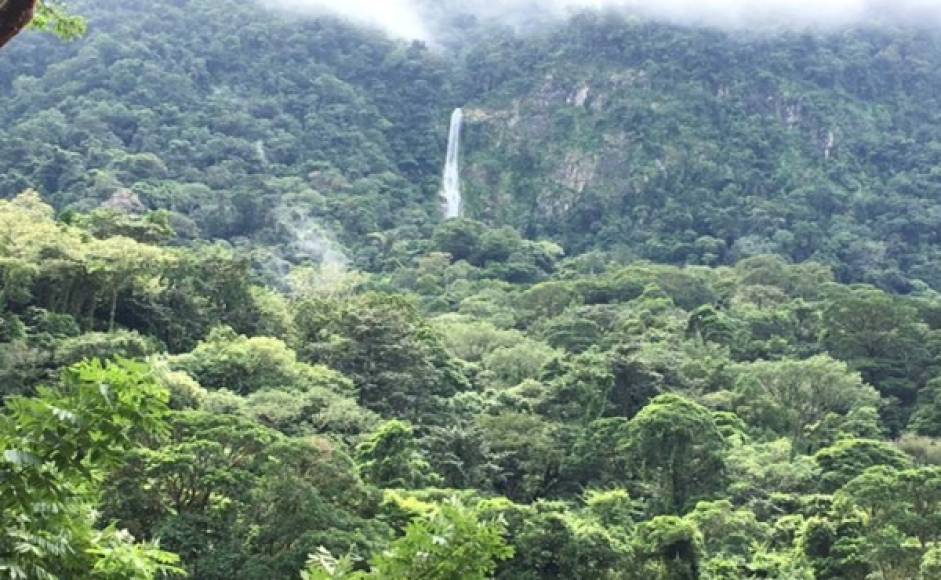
[0,0,36,49]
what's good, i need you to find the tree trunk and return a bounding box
[0,0,37,49]
[108,286,118,332]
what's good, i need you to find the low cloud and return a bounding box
[262,0,941,40]
[262,0,430,39]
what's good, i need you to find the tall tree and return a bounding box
[627,394,727,513]
[734,355,880,456]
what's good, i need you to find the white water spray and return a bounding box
[441,108,463,219]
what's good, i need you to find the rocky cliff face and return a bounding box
[451,19,941,283]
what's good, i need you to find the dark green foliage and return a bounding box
[633,516,702,580]
[910,378,941,437]
[294,293,471,420]
[0,0,448,268]
[355,420,440,488]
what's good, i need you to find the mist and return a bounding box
[261,0,941,40]
[262,0,430,39]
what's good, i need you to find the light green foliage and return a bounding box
[797,464,941,579]
[369,501,513,579]
[28,1,87,41]
[687,500,769,558]
[814,438,912,492]
[53,330,161,367]
[897,433,941,466]
[433,316,524,363]
[627,394,727,512]
[0,192,255,360]
[584,489,639,531]
[171,326,352,396]
[725,439,819,505]
[0,359,182,579]
[303,501,513,580]
[921,545,941,579]
[75,208,174,244]
[151,362,208,410]
[481,339,559,388]
[480,499,633,580]
[245,387,378,437]
[732,355,880,454]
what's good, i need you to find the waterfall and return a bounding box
[441,108,463,219]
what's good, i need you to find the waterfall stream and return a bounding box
[441,108,463,219]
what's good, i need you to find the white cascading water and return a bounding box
[441,108,463,218]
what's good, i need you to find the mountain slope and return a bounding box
[0,0,452,265]
[6,4,941,290]
[456,14,941,290]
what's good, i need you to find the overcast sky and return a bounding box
[262,0,941,40]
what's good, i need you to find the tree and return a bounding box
[627,394,727,513]
[479,499,633,580]
[294,293,470,420]
[814,438,911,492]
[101,411,280,579]
[909,377,941,437]
[369,501,513,580]
[170,326,352,396]
[633,515,702,580]
[86,236,172,332]
[838,466,941,551]
[477,413,563,502]
[355,420,440,489]
[0,359,182,579]
[921,545,941,579]
[822,287,934,411]
[733,355,880,456]
[302,501,513,580]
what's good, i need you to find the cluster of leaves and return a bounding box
[0,358,183,579]
[28,1,87,42]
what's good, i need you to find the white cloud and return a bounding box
[261,0,941,40]
[262,0,431,39]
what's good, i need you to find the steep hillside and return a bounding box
[456,14,941,290]
[6,4,941,289]
[0,0,453,268]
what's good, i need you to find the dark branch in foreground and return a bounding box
[0,0,37,49]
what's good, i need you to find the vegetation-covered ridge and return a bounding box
[8,2,941,290]
[5,191,941,578]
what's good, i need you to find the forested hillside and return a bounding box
[6,1,941,579]
[8,2,941,288]
[461,17,941,291]
[0,0,453,272]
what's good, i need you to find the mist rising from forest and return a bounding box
[262,0,941,40]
